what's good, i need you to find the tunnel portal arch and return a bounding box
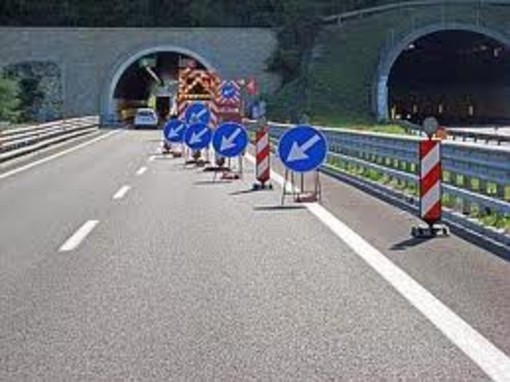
[374,23,510,123]
[101,45,217,125]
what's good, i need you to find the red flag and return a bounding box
[246,78,258,95]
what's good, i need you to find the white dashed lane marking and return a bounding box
[112,185,131,200]
[59,220,99,252]
[136,166,148,176]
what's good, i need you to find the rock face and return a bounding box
[4,61,63,122]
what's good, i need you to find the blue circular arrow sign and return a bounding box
[183,122,212,150]
[163,119,187,143]
[185,102,211,125]
[277,125,328,173]
[221,82,237,100]
[212,122,248,157]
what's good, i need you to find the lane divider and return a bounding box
[59,220,99,252]
[243,152,510,382]
[113,185,131,200]
[136,166,148,176]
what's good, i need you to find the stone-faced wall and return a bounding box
[0,27,280,123]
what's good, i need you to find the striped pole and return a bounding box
[419,138,442,225]
[255,125,270,186]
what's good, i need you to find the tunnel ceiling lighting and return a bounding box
[144,66,161,85]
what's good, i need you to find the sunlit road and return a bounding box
[0,130,508,380]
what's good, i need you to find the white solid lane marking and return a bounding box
[0,130,119,181]
[113,185,131,200]
[59,220,99,252]
[244,152,510,381]
[136,166,148,176]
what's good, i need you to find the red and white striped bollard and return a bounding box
[253,123,272,190]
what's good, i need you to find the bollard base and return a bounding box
[252,182,273,191]
[411,223,450,238]
[204,166,230,173]
[221,171,241,180]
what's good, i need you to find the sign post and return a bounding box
[183,122,212,166]
[412,117,449,237]
[277,125,327,204]
[162,118,186,157]
[184,102,211,165]
[212,122,249,180]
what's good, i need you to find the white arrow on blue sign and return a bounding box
[163,119,187,143]
[221,82,237,100]
[183,122,212,150]
[277,125,328,173]
[212,122,248,157]
[185,102,211,125]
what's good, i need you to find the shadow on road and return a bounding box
[194,180,233,186]
[254,205,307,211]
[390,236,434,251]
[230,188,258,196]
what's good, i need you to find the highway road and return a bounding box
[0,130,509,380]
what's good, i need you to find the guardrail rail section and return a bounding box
[246,121,510,247]
[0,116,99,162]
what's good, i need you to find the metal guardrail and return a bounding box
[0,116,99,162]
[445,128,510,145]
[246,121,510,245]
[397,120,510,145]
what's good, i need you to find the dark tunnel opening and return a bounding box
[113,52,206,125]
[388,30,510,126]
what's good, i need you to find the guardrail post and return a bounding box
[496,184,506,200]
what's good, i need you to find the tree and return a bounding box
[0,75,20,122]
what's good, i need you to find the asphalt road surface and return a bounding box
[0,130,508,380]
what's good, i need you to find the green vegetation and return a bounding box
[4,1,510,125]
[0,1,396,27]
[0,75,20,123]
[326,158,509,233]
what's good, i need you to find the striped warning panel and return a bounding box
[255,126,270,184]
[419,139,442,224]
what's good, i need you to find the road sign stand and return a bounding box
[162,141,184,158]
[210,122,248,181]
[162,119,187,158]
[219,155,243,181]
[277,124,327,204]
[173,142,184,158]
[411,117,449,238]
[185,149,210,167]
[281,170,321,205]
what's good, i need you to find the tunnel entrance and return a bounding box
[387,30,510,126]
[112,51,207,126]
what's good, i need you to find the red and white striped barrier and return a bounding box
[254,125,271,188]
[419,139,442,225]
